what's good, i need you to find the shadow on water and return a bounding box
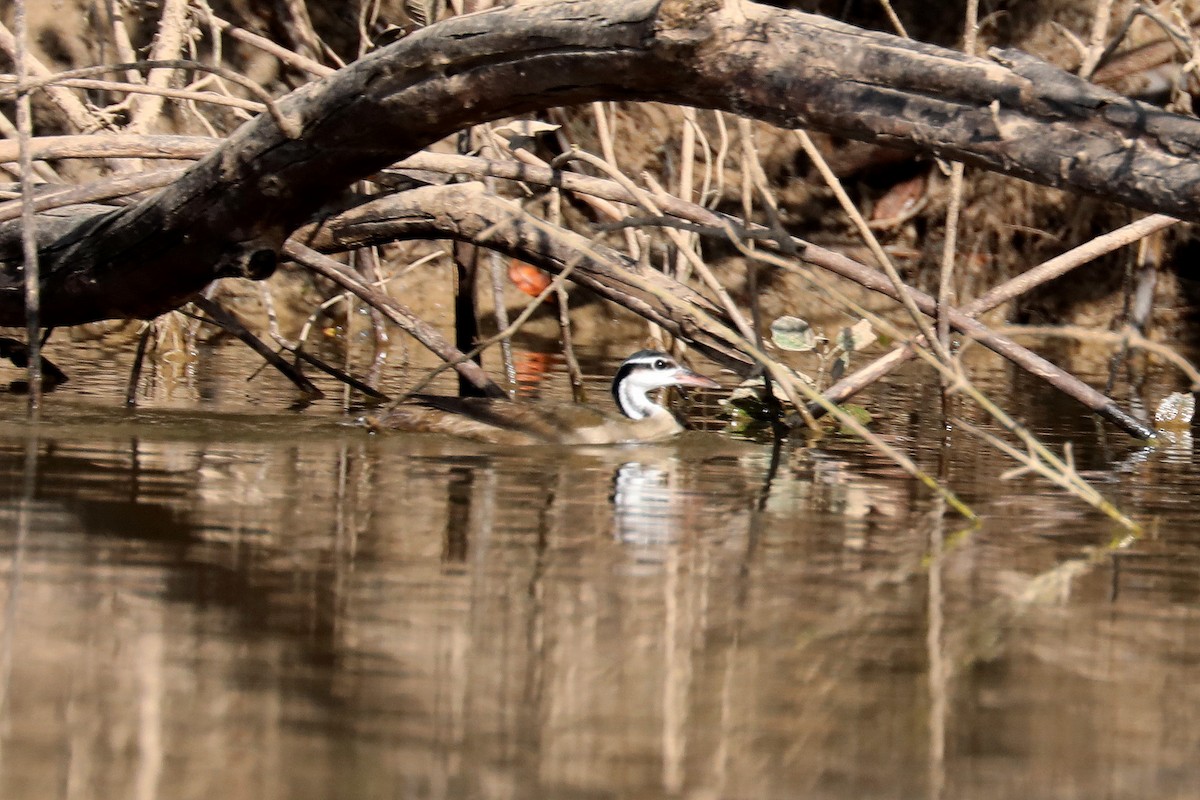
[0,348,1198,799]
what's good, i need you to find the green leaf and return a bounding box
[770,315,817,352]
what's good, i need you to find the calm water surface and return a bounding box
[0,342,1198,799]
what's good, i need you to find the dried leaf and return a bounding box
[838,319,875,352]
[404,0,443,28]
[830,353,848,382]
[492,119,562,148]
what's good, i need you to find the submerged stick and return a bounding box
[191,296,324,398]
[283,241,507,398]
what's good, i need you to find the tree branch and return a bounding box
[4,0,1200,329]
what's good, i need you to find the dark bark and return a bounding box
[297,182,751,371]
[5,0,1200,327]
[452,241,484,397]
[302,181,1155,439]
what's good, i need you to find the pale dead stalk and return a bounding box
[0,19,103,132]
[558,147,758,343]
[965,214,1180,314]
[0,168,186,223]
[1079,0,1117,78]
[991,324,1200,389]
[741,241,1134,531]
[105,0,143,87]
[129,0,192,132]
[675,107,699,277]
[0,133,218,163]
[0,75,264,114]
[795,128,952,362]
[200,9,335,78]
[13,0,41,408]
[0,114,58,182]
[937,0,979,350]
[710,112,731,208]
[0,60,299,138]
[957,417,1138,531]
[589,101,647,275]
[719,232,976,519]
[486,129,637,253]
[821,212,1182,412]
[877,0,910,38]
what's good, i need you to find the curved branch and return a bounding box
[5,0,1200,327]
[311,181,1153,438]
[297,182,753,372]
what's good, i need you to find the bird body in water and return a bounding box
[375,350,721,446]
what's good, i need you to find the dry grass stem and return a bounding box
[561,147,758,342]
[14,0,40,408]
[747,241,1135,530]
[936,0,979,352]
[795,128,952,363]
[0,60,298,138]
[0,168,186,223]
[201,11,334,78]
[723,236,975,519]
[0,75,264,114]
[877,0,910,38]
[129,0,191,132]
[993,324,1200,389]
[957,417,1138,532]
[1079,0,1117,78]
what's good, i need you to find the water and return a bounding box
[0,342,1197,799]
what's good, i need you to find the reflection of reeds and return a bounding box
[3,0,1193,529]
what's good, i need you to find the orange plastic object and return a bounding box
[508,258,553,296]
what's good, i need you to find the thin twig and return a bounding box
[0,168,186,223]
[0,114,58,182]
[189,296,324,398]
[937,0,979,353]
[198,11,335,77]
[716,227,977,519]
[957,417,1138,531]
[557,147,758,342]
[283,240,506,397]
[14,0,41,410]
[820,213,1180,416]
[129,0,192,132]
[990,323,1200,390]
[0,60,300,139]
[738,239,1136,530]
[877,0,910,38]
[795,129,953,363]
[1079,0,1119,79]
[0,75,265,114]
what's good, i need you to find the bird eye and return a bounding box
[654,359,668,369]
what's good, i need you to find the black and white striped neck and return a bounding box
[611,350,683,420]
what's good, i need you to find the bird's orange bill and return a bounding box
[671,368,721,389]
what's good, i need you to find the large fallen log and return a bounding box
[2,0,1200,328]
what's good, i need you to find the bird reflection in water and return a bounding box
[611,458,685,554]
